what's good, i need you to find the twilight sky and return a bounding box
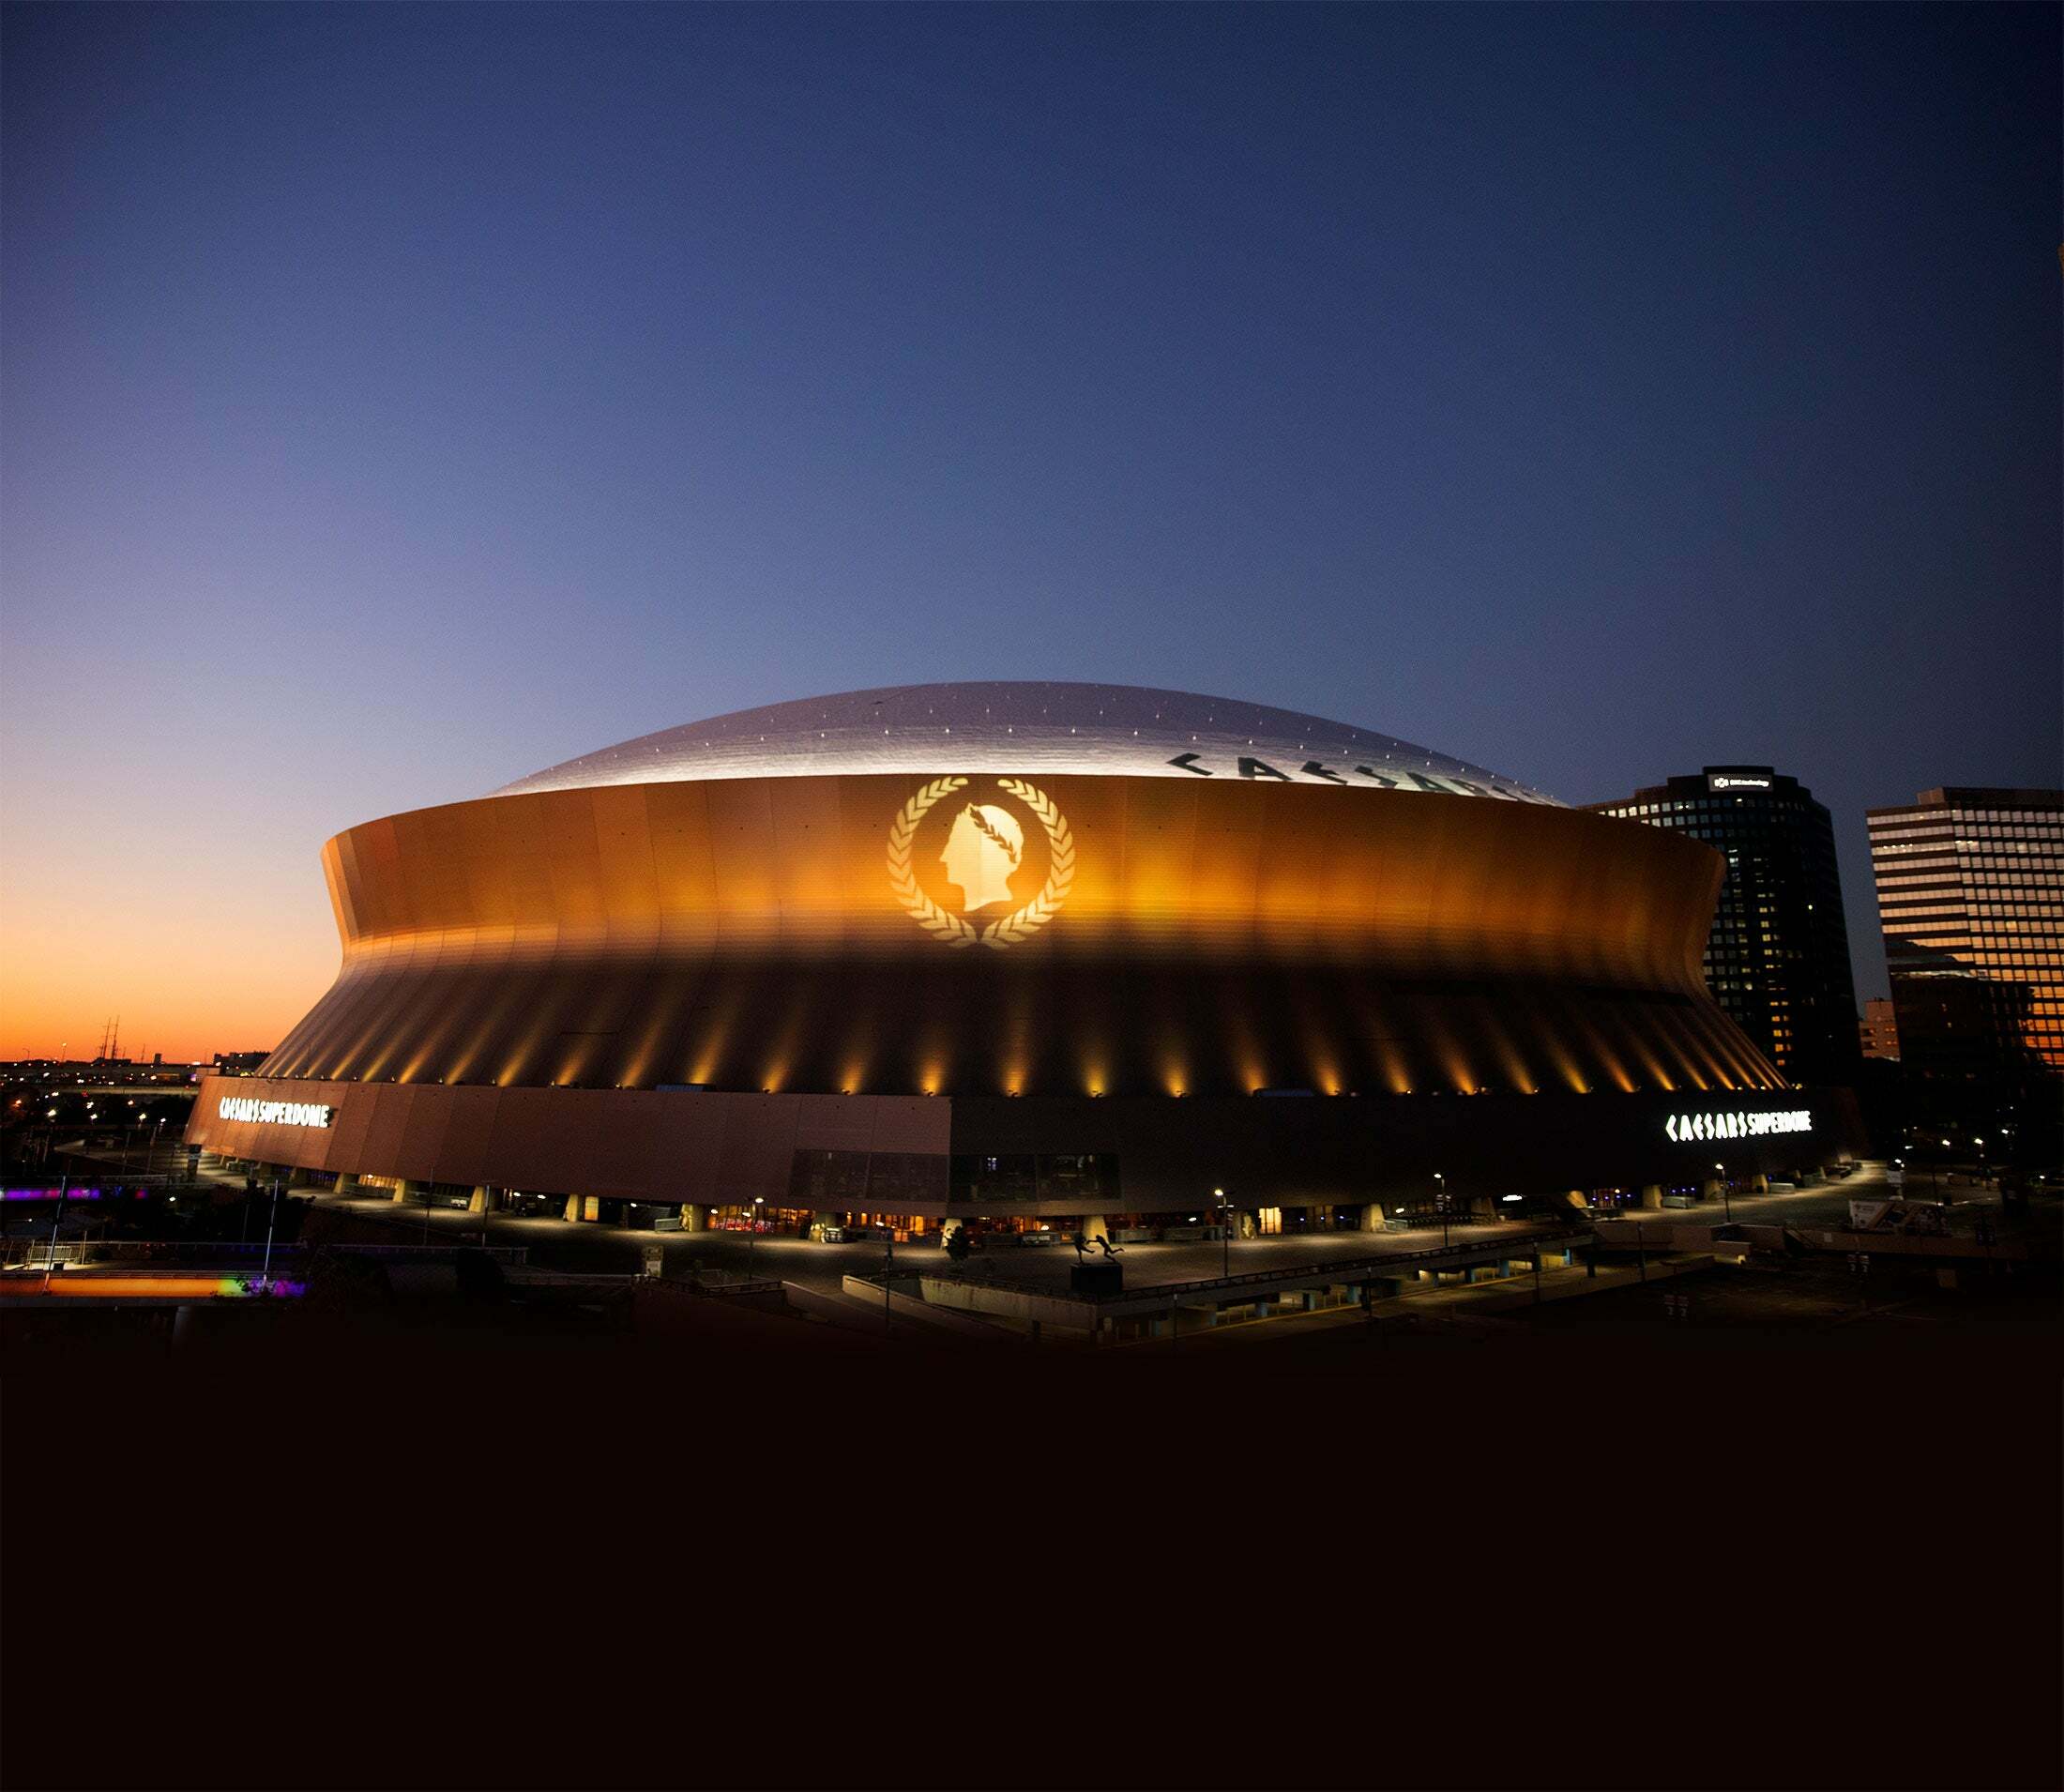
[2,2,2057,1060]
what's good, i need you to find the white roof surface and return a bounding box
[492,682,1561,805]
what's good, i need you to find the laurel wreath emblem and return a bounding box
[886,776,1075,950]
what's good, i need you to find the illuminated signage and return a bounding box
[1707,773,1772,792]
[219,1095,333,1128]
[1666,1109,1810,1143]
[1167,752,1551,802]
[2,1188,127,1201]
[889,777,1074,949]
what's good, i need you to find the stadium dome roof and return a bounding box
[492,681,1562,805]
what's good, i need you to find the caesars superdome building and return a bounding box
[189,684,1854,1234]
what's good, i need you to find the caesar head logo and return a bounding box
[888,777,1074,949]
[941,802,1024,911]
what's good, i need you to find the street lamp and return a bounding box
[1713,1161,1731,1224]
[748,1195,764,1271]
[258,1177,282,1294]
[879,1203,895,1337]
[42,1174,69,1293]
[1214,1187,1229,1279]
[1434,1172,1448,1249]
[1973,1137,1987,1187]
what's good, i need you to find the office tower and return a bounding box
[1867,788,2063,1116]
[1586,767,1859,1085]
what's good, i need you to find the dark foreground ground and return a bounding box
[6,1251,2059,1792]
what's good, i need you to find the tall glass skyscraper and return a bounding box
[1586,767,1859,1086]
[1866,788,2064,1108]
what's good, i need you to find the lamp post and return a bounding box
[1713,1161,1731,1224]
[258,1177,281,1294]
[749,1195,765,1273]
[1973,1136,1986,1189]
[1214,1187,1229,1279]
[1434,1172,1448,1249]
[881,1207,895,1338]
[42,1174,68,1292]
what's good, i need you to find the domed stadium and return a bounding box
[189,683,1850,1235]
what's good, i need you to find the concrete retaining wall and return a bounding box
[915,1274,1100,1335]
[786,1281,888,1331]
[838,1275,1024,1342]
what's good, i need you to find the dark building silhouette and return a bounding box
[1586,767,1859,1086]
[1858,996,1900,1061]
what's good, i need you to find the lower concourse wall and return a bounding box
[187,1076,1862,1216]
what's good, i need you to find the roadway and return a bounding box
[301,1191,1594,1289]
[117,1151,2038,1314]
[295,1173,1902,1299]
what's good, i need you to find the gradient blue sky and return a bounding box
[3,2,2058,1056]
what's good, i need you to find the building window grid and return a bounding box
[1872,797,2064,1072]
